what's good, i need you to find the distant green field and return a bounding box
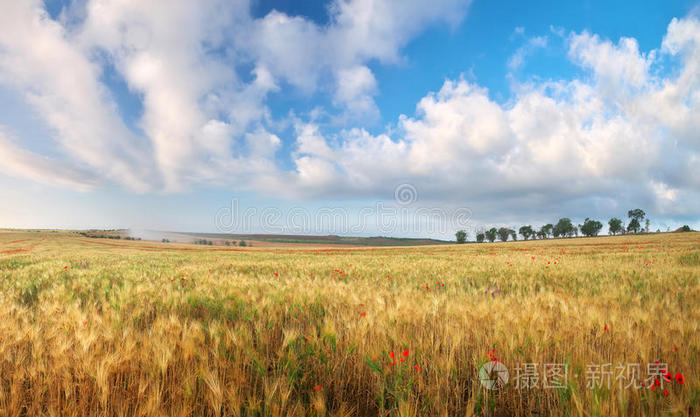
[179,231,451,246]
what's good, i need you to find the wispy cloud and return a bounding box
[0,0,155,192]
[0,0,471,193]
[508,35,548,70]
[0,128,97,191]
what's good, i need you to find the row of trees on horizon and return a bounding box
[193,239,249,246]
[454,209,689,243]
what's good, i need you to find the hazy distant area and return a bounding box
[124,229,449,246]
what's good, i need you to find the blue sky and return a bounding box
[0,0,698,238]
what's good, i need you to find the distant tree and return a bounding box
[536,230,546,239]
[541,224,553,238]
[553,218,575,238]
[485,228,497,243]
[645,218,650,233]
[497,227,513,242]
[627,209,645,234]
[564,220,576,237]
[627,219,641,234]
[608,218,623,235]
[628,208,645,221]
[510,230,517,241]
[580,218,603,237]
[476,233,485,243]
[455,230,467,244]
[161,238,170,243]
[224,241,230,246]
[681,225,691,232]
[519,225,534,240]
[239,240,247,247]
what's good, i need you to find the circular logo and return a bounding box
[394,183,418,205]
[479,361,509,390]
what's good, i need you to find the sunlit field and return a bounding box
[0,230,697,416]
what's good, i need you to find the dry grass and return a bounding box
[0,230,697,416]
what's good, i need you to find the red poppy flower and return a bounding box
[273,272,278,276]
[360,312,367,317]
[674,346,678,351]
[664,389,669,397]
[676,373,684,384]
[389,351,395,359]
[654,378,660,387]
[604,325,609,331]
[313,385,322,391]
[403,349,409,357]
[414,365,421,371]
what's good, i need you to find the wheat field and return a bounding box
[0,230,697,416]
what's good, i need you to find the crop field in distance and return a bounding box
[0,229,697,416]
